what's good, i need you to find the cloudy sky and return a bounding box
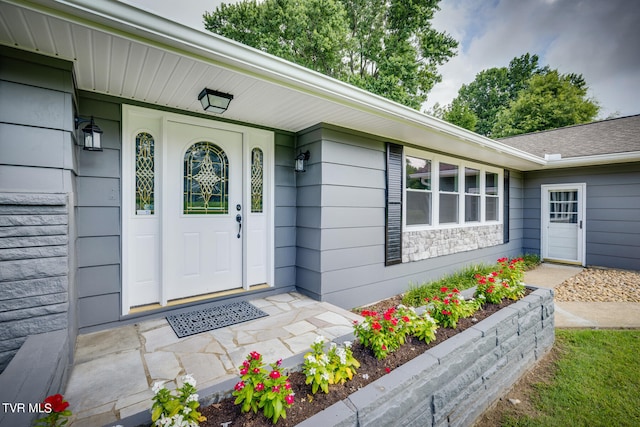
[123,0,639,118]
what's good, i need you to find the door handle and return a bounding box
[579,220,583,229]
[236,214,242,238]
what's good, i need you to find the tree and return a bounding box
[491,70,599,137]
[204,0,458,109]
[444,53,542,135]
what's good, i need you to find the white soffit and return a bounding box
[0,0,546,170]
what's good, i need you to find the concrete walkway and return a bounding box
[524,263,640,329]
[64,292,362,427]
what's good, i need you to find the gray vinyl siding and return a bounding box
[523,163,640,270]
[294,124,525,309]
[75,94,122,329]
[274,132,297,287]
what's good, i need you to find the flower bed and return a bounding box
[296,286,554,427]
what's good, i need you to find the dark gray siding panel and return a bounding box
[78,294,120,327]
[76,95,122,329]
[523,163,640,270]
[273,132,297,291]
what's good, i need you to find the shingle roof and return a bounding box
[499,114,640,159]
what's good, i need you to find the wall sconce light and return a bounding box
[198,88,234,114]
[294,150,310,173]
[75,116,103,151]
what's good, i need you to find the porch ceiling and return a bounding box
[0,0,546,170]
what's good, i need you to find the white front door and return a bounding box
[164,121,243,300]
[122,106,274,313]
[541,184,586,265]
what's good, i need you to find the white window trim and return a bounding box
[403,147,503,231]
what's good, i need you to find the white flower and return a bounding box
[152,381,165,394]
[185,393,199,403]
[330,342,337,350]
[458,294,465,300]
[361,373,369,380]
[305,354,316,364]
[314,335,325,344]
[321,372,330,381]
[335,348,347,365]
[318,354,329,365]
[343,340,352,348]
[397,304,406,309]
[182,374,197,387]
[183,406,192,415]
[308,367,316,375]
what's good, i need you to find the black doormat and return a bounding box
[166,301,268,338]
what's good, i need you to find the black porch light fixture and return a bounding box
[75,116,103,151]
[198,88,234,114]
[294,150,310,173]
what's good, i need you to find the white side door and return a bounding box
[541,184,586,265]
[164,121,243,300]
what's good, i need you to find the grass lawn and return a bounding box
[503,329,640,427]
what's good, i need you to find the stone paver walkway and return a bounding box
[64,292,362,427]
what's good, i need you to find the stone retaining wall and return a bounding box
[0,192,70,372]
[298,287,554,427]
[403,224,504,263]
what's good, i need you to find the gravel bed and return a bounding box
[554,267,640,302]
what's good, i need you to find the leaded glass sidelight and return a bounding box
[184,142,228,214]
[135,132,155,214]
[251,148,264,213]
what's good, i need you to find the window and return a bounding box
[439,162,459,224]
[486,172,499,221]
[403,148,502,228]
[251,148,264,213]
[183,141,229,214]
[405,156,432,225]
[135,132,155,215]
[465,168,480,222]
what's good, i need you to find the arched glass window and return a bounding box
[135,132,155,215]
[251,148,264,213]
[184,142,228,214]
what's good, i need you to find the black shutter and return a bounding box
[503,169,510,244]
[385,143,403,265]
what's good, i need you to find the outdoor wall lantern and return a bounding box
[294,150,310,173]
[75,116,103,151]
[198,88,234,114]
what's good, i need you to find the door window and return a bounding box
[549,191,578,223]
[183,141,229,214]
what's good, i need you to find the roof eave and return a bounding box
[541,151,640,169]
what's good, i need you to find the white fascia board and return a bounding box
[542,151,640,169]
[16,0,544,168]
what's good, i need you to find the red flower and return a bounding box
[372,321,382,331]
[250,351,261,360]
[440,287,448,293]
[285,381,292,390]
[497,257,508,263]
[432,296,440,301]
[442,310,451,316]
[285,394,295,405]
[234,381,245,391]
[487,286,494,293]
[240,367,248,375]
[242,360,250,368]
[488,277,495,283]
[383,311,392,321]
[402,316,411,323]
[269,370,281,379]
[381,344,387,350]
[452,288,460,293]
[44,394,69,413]
[391,318,399,326]
[491,271,499,277]
[272,386,280,393]
[424,297,430,302]
[478,277,487,284]
[255,383,265,391]
[388,327,394,332]
[253,367,261,374]
[385,367,391,373]
[361,310,371,317]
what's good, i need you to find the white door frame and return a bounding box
[121,105,274,315]
[541,183,586,266]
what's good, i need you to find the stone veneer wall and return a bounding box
[0,192,70,372]
[403,224,503,263]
